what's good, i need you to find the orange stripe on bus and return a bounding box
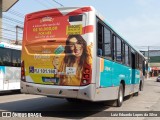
[100,58,104,72]
[83,25,93,34]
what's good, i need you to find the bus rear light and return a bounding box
[21,71,24,75]
[80,64,92,86]
[21,61,26,82]
[81,79,90,85]
[21,67,24,72]
[84,74,89,79]
[82,80,87,84]
[85,68,90,74]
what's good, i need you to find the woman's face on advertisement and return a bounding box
[69,37,83,57]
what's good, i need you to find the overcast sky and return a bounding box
[3,0,160,47]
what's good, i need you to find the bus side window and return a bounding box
[12,50,21,67]
[104,27,111,60]
[125,44,129,66]
[0,48,3,65]
[1,48,12,66]
[128,47,131,67]
[139,55,142,70]
[136,53,139,69]
[98,48,102,56]
[142,60,146,76]
[97,21,103,56]
[122,42,125,64]
[112,34,116,61]
[116,37,122,63]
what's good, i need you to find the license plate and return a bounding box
[29,67,57,74]
[42,77,59,84]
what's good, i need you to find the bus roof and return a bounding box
[25,6,92,18]
[0,42,22,50]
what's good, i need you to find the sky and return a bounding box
[2,0,160,47]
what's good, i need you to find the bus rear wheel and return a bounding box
[139,80,143,91]
[117,83,124,107]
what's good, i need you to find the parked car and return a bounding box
[156,76,160,82]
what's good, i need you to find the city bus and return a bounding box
[0,42,21,91]
[21,6,145,107]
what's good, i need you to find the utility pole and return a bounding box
[148,46,150,63]
[15,25,23,45]
[148,46,151,78]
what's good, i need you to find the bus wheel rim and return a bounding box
[119,88,123,102]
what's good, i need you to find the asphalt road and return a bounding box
[0,77,160,120]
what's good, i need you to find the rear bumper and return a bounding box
[21,81,96,101]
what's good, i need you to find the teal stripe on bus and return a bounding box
[100,59,140,87]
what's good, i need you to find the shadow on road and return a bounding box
[0,90,21,96]
[0,94,135,119]
[0,95,114,118]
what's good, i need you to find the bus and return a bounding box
[21,6,145,107]
[0,42,21,91]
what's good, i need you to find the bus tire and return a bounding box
[139,80,143,91]
[134,92,139,96]
[117,83,124,107]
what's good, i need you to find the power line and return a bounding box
[9,9,25,16]
[2,32,22,38]
[3,21,23,27]
[40,0,54,8]
[52,0,64,7]
[3,19,23,26]
[36,0,51,8]
[7,10,24,18]
[3,22,17,28]
[1,35,16,40]
[45,0,57,7]
[0,35,22,41]
[2,32,16,37]
[0,36,15,41]
[3,15,24,25]
[0,27,23,34]
[2,21,24,29]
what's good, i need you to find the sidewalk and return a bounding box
[146,77,157,81]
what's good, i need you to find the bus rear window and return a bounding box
[69,15,83,22]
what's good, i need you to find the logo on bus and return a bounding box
[42,49,51,54]
[105,66,111,71]
[34,54,50,59]
[40,16,53,23]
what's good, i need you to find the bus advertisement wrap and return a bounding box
[23,8,93,86]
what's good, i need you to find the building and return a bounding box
[141,50,160,77]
